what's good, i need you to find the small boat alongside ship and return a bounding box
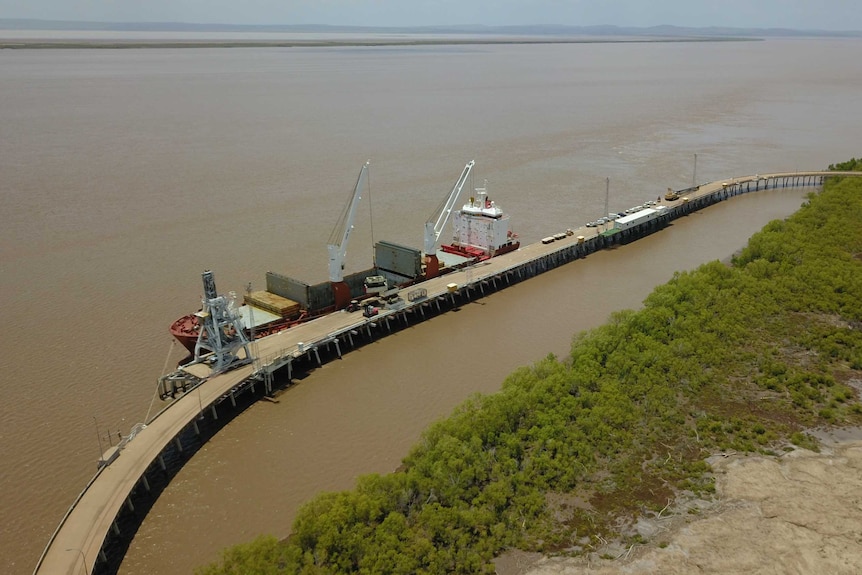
[170,160,520,359]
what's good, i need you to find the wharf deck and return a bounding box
[34,170,862,575]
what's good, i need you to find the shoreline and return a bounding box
[509,430,862,575]
[0,36,756,50]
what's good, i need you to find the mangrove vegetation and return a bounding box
[198,159,862,574]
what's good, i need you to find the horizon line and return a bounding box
[1,18,861,36]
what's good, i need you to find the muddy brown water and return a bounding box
[1,36,860,574]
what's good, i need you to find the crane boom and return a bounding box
[424,160,474,255]
[328,161,370,283]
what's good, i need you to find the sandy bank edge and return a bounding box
[498,428,862,575]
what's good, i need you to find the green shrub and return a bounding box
[198,164,862,574]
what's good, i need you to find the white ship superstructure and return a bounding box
[447,185,519,258]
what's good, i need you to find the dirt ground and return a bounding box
[497,428,862,575]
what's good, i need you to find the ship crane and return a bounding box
[328,161,370,309]
[423,160,474,279]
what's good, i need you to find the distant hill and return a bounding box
[1,19,860,38]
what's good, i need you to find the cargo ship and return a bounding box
[169,290,311,356]
[170,161,519,357]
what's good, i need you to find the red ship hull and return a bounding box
[169,314,200,355]
[170,310,312,355]
[440,240,520,261]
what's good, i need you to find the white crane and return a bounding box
[423,160,474,278]
[327,161,370,308]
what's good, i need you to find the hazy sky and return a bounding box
[3,0,862,31]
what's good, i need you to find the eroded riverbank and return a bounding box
[513,430,862,575]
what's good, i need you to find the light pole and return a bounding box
[66,547,87,575]
[692,153,698,187]
[93,416,103,461]
[246,282,258,367]
[603,177,610,232]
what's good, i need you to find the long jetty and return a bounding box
[33,171,862,574]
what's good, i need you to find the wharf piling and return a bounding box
[34,170,860,575]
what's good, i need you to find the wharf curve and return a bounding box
[33,170,862,575]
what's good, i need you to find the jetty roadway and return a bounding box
[33,170,862,575]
